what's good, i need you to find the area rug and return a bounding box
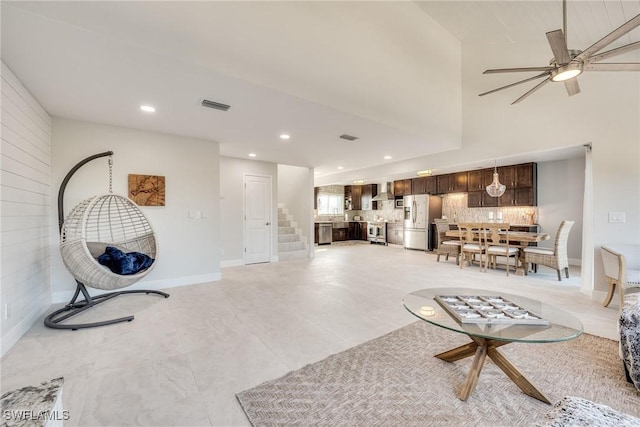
[236,322,640,426]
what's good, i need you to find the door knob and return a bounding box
[266,222,271,226]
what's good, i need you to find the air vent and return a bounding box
[339,134,358,141]
[201,99,231,111]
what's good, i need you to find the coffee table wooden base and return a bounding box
[435,337,551,404]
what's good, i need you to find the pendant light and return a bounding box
[486,161,506,197]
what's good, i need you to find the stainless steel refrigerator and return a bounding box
[403,194,442,251]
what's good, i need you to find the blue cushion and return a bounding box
[98,246,154,275]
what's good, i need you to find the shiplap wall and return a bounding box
[1,62,52,356]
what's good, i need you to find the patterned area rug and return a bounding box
[237,322,640,426]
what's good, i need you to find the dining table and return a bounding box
[445,225,550,275]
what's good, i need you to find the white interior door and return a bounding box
[244,174,272,264]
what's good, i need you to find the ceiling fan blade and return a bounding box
[564,78,580,96]
[574,14,640,62]
[479,72,550,97]
[584,63,640,71]
[546,29,571,64]
[587,41,640,64]
[483,66,554,74]
[511,77,552,105]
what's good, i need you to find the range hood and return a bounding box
[372,182,394,201]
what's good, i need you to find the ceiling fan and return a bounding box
[480,0,640,104]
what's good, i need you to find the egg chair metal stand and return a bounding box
[45,151,169,330]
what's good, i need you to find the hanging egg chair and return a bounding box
[45,151,169,330]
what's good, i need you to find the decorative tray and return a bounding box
[434,295,549,326]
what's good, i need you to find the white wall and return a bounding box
[277,164,314,256]
[220,156,278,267]
[1,62,52,356]
[51,118,220,302]
[537,157,585,264]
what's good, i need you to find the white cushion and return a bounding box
[523,247,554,255]
[487,246,519,255]
[442,240,461,246]
[463,244,483,251]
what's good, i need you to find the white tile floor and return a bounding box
[1,243,620,426]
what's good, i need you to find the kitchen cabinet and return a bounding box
[424,176,437,194]
[437,172,468,194]
[352,186,362,210]
[332,227,347,242]
[515,163,536,188]
[467,169,494,191]
[499,187,537,207]
[467,190,499,208]
[394,179,412,197]
[314,187,319,209]
[361,184,378,211]
[348,222,367,240]
[387,223,404,245]
[314,223,319,243]
[412,178,425,195]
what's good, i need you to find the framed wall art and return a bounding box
[128,174,166,206]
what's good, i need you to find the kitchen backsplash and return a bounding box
[441,193,538,225]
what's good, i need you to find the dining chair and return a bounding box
[524,220,574,281]
[484,223,519,276]
[434,218,460,265]
[457,223,485,271]
[601,246,640,308]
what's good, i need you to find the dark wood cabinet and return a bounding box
[351,185,362,210]
[332,228,347,241]
[515,163,536,188]
[361,184,378,211]
[360,222,368,241]
[314,223,319,243]
[497,166,516,188]
[467,190,499,208]
[394,179,412,196]
[467,169,494,191]
[437,172,467,194]
[412,177,426,195]
[424,176,437,194]
[314,187,319,209]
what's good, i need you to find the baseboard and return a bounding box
[1,303,50,357]
[221,259,244,268]
[271,255,280,262]
[569,257,582,266]
[51,272,222,304]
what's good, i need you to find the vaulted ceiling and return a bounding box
[3,1,639,183]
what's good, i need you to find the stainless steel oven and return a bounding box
[367,222,387,245]
[395,198,404,209]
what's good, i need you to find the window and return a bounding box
[317,193,344,215]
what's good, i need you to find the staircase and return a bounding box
[277,204,308,260]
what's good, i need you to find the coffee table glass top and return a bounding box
[403,288,583,343]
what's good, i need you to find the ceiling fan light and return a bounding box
[551,63,583,82]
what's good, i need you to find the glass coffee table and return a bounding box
[403,287,583,404]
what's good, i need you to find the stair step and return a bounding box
[278,241,305,252]
[278,226,295,234]
[278,220,291,227]
[278,234,300,243]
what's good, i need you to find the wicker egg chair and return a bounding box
[45,151,169,330]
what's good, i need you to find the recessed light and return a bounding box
[384,155,392,160]
[249,153,257,158]
[337,166,344,170]
[353,179,364,184]
[280,134,290,140]
[140,105,156,113]
[417,169,432,177]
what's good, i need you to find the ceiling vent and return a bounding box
[339,134,358,141]
[201,99,231,111]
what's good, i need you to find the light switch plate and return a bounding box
[608,212,626,223]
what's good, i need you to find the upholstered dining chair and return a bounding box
[524,220,574,281]
[484,223,520,276]
[434,218,461,265]
[457,223,485,271]
[601,246,640,308]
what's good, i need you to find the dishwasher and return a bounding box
[318,223,333,245]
